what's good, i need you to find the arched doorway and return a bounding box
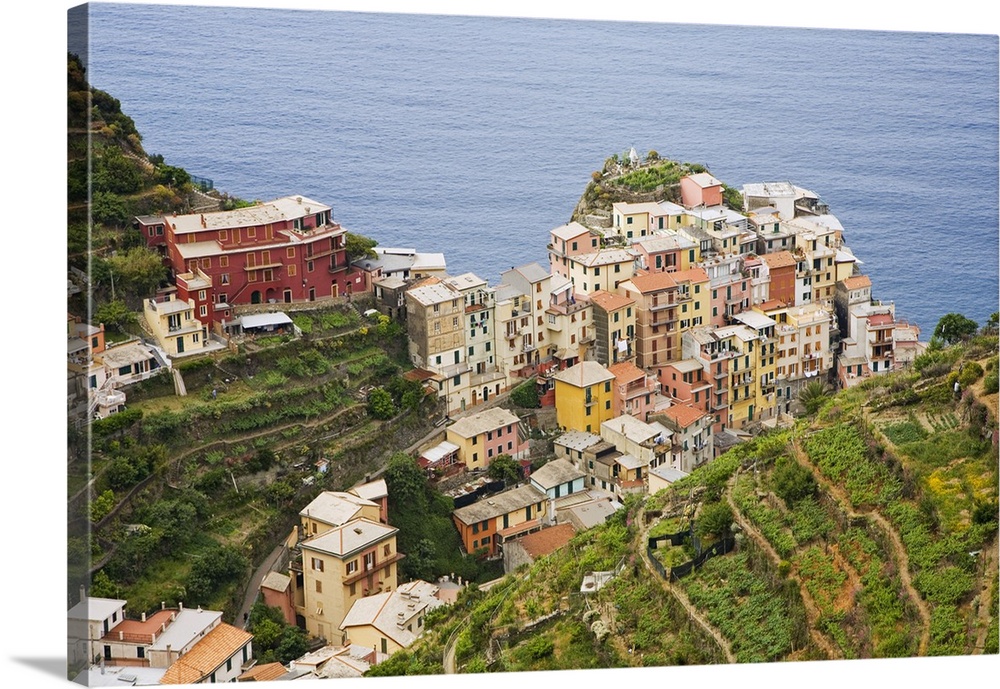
[251,290,262,304]
[482,387,489,402]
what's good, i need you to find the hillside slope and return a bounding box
[368,339,998,674]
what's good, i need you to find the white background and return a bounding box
[2,1,997,688]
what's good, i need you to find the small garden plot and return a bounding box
[681,547,805,663]
[792,545,855,657]
[803,424,902,509]
[880,414,929,445]
[837,526,918,658]
[731,471,797,558]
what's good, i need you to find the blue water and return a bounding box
[82,4,999,331]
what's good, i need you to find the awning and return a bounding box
[239,312,293,329]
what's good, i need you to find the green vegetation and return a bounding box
[933,312,979,344]
[614,160,684,192]
[247,603,309,664]
[509,378,540,408]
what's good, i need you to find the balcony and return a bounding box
[342,552,406,586]
[328,259,349,273]
[650,298,678,311]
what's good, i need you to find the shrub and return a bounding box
[984,371,999,394]
[510,378,540,408]
[958,361,984,387]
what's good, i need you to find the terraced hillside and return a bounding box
[366,336,998,676]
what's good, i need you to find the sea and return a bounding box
[78,3,999,332]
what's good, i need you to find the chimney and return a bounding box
[79,584,86,602]
[141,612,146,622]
[297,196,302,204]
[161,602,165,610]
[119,631,123,640]
[178,601,183,611]
[200,214,206,228]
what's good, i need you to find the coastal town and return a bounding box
[69,148,951,683]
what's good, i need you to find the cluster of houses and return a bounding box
[70,477,464,684]
[69,165,925,683]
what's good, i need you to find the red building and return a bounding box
[135,196,364,325]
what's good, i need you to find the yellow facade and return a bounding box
[143,294,204,357]
[296,521,400,644]
[553,362,616,433]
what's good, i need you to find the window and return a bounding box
[349,582,356,596]
[346,560,357,574]
[137,647,144,659]
[307,260,314,272]
[199,305,207,317]
[220,256,228,268]
[472,522,479,534]
[220,273,230,285]
[311,557,324,571]
[365,552,375,571]
[315,580,322,593]
[227,659,232,673]
[384,544,391,556]
[198,289,206,300]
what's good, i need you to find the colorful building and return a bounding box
[445,407,527,471]
[552,361,617,433]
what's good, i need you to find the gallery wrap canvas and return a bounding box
[53,1,999,687]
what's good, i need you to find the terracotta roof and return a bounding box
[626,271,678,294]
[238,662,287,682]
[517,523,576,559]
[867,313,894,326]
[842,275,872,290]
[661,404,709,429]
[670,267,709,284]
[159,623,252,684]
[589,290,635,311]
[760,251,797,269]
[757,299,787,312]
[608,361,645,383]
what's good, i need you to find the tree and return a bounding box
[798,380,832,415]
[772,455,817,504]
[367,387,397,419]
[696,501,732,539]
[487,454,522,486]
[90,489,116,522]
[345,232,379,262]
[91,190,131,227]
[384,452,427,509]
[105,246,168,300]
[94,299,137,331]
[933,313,978,344]
[187,544,248,603]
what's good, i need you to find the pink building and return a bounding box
[445,407,528,472]
[680,173,724,209]
[657,359,712,414]
[549,222,599,280]
[608,360,659,420]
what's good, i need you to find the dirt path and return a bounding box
[791,437,932,655]
[636,506,736,663]
[724,472,842,660]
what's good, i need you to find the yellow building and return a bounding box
[143,291,205,358]
[292,518,403,645]
[553,361,617,433]
[726,310,779,428]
